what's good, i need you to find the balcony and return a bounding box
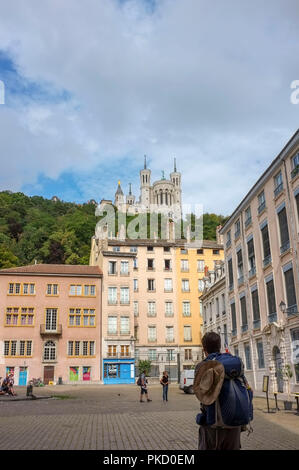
[291,164,299,179]
[280,241,290,255]
[253,319,261,329]
[241,324,248,333]
[268,312,277,323]
[286,304,298,317]
[263,255,272,268]
[40,324,62,335]
[258,201,266,214]
[274,183,283,198]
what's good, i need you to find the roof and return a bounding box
[107,239,223,249]
[115,182,124,195]
[0,264,103,277]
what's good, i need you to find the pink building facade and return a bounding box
[0,264,102,385]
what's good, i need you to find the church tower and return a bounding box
[140,155,151,210]
[114,181,125,210]
[170,158,182,217]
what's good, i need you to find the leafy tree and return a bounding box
[138,360,152,376]
[0,246,19,268]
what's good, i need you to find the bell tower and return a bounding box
[170,157,182,217]
[140,155,151,210]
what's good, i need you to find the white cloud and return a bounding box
[0,0,298,213]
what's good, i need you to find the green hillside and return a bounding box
[0,191,228,268]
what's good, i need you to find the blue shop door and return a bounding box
[19,367,28,386]
[120,363,131,382]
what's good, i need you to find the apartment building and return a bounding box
[90,235,179,380]
[0,264,102,385]
[201,261,228,351]
[175,241,224,370]
[220,129,299,393]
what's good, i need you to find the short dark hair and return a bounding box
[202,332,221,354]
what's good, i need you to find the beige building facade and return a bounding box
[220,130,299,393]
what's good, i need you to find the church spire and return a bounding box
[129,183,132,195]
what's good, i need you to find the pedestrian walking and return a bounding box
[139,370,152,403]
[160,371,169,402]
[194,332,253,450]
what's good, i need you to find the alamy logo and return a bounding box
[290,80,299,104]
[0,80,5,104]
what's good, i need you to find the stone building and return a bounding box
[220,129,299,393]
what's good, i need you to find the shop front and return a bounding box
[103,358,135,384]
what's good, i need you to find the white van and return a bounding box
[179,369,195,394]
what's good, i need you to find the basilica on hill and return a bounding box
[112,156,182,220]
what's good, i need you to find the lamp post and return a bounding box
[279,300,299,316]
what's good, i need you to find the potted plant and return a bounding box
[283,364,293,410]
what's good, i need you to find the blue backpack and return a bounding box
[196,352,253,429]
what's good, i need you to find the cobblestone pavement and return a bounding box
[0,385,298,450]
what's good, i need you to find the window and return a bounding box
[223,324,228,347]
[120,261,129,274]
[198,279,204,292]
[164,259,171,270]
[113,246,120,252]
[231,302,237,335]
[284,265,297,314]
[167,349,175,361]
[183,301,191,317]
[291,329,299,383]
[228,258,234,290]
[84,285,96,296]
[181,259,189,271]
[108,287,117,304]
[251,288,261,327]
[244,343,252,370]
[185,349,192,360]
[108,345,117,357]
[4,340,32,357]
[147,301,156,317]
[234,219,241,238]
[247,238,256,276]
[240,296,248,332]
[295,190,299,222]
[5,307,34,326]
[222,293,226,314]
[134,326,138,341]
[216,297,219,317]
[120,317,130,334]
[133,301,139,317]
[166,326,174,342]
[258,190,266,213]
[120,287,129,304]
[147,258,154,270]
[148,349,157,361]
[164,278,173,292]
[22,283,35,295]
[148,326,157,342]
[45,308,57,331]
[237,249,243,281]
[83,341,88,356]
[120,345,129,357]
[266,277,277,322]
[182,279,190,292]
[181,249,188,254]
[19,340,25,356]
[133,258,138,269]
[68,308,95,327]
[256,340,265,368]
[47,284,58,295]
[277,206,290,253]
[291,152,299,178]
[274,171,283,196]
[147,246,154,252]
[69,285,82,296]
[261,223,271,265]
[165,301,173,317]
[226,230,231,247]
[8,283,32,295]
[108,316,117,334]
[164,246,170,252]
[197,249,204,254]
[245,207,252,227]
[148,279,155,291]
[197,260,205,272]
[184,326,192,341]
[108,261,117,275]
[26,341,32,356]
[68,341,74,356]
[67,341,95,356]
[130,246,137,253]
[44,341,56,361]
[133,279,138,292]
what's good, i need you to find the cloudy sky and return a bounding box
[0,0,298,215]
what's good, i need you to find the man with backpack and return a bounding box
[137,370,152,403]
[194,332,253,450]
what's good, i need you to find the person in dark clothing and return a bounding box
[160,371,169,402]
[196,332,243,450]
[139,370,152,403]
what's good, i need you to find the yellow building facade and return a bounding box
[175,241,224,369]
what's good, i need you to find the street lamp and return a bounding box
[279,300,299,316]
[279,301,286,314]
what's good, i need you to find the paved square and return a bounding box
[0,384,298,450]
